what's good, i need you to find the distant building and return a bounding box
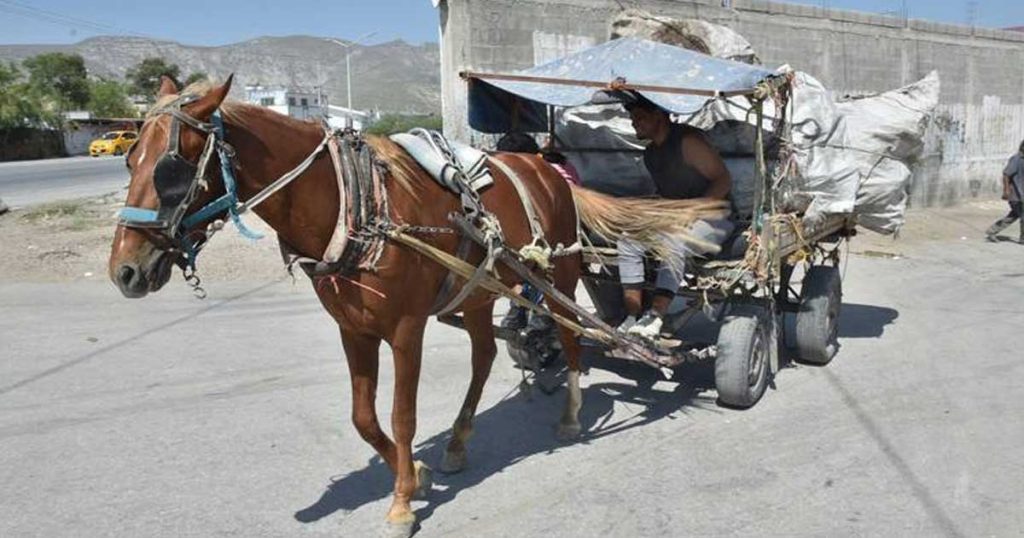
[244,84,328,121]
[325,105,380,131]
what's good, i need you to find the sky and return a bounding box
[0,0,1020,47]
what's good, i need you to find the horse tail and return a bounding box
[570,185,730,267]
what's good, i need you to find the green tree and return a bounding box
[22,53,90,111]
[87,79,136,118]
[126,57,180,99]
[185,71,208,86]
[363,113,442,136]
[0,62,54,129]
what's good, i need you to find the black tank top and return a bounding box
[643,124,711,200]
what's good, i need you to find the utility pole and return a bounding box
[325,31,378,124]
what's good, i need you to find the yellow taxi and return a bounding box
[89,130,138,157]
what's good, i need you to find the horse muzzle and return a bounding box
[112,251,175,298]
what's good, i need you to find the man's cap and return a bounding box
[590,89,662,112]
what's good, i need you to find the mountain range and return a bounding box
[0,35,441,114]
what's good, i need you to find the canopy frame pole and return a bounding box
[460,70,763,98]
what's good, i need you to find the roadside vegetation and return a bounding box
[0,53,206,130]
[364,113,443,135]
[19,198,113,231]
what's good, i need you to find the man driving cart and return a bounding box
[594,90,735,339]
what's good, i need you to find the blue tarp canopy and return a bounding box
[464,37,778,134]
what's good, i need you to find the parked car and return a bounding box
[89,131,138,157]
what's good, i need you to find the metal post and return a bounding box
[346,50,353,111]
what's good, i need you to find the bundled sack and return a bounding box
[609,9,760,64]
[791,71,940,233]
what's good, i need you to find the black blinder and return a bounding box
[153,152,199,227]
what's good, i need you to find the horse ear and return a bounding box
[157,75,178,98]
[187,74,234,120]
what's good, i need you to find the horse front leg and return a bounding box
[339,328,397,471]
[383,316,429,538]
[442,303,497,474]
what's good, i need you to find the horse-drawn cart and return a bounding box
[447,37,858,408]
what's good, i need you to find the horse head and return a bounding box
[108,75,233,298]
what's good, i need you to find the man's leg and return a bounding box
[630,218,735,338]
[617,238,646,327]
[1013,202,1024,243]
[500,284,528,330]
[986,202,1020,240]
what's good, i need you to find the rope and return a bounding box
[236,130,333,215]
[387,227,605,341]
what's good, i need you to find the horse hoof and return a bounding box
[413,460,433,499]
[557,422,581,441]
[382,517,416,538]
[440,449,467,474]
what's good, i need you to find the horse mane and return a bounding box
[151,79,427,200]
[149,79,303,129]
[364,135,428,201]
[149,80,219,116]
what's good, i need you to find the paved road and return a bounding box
[0,156,128,208]
[2,240,1022,537]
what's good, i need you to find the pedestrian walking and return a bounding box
[986,139,1024,244]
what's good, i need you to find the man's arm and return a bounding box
[681,133,731,200]
[1003,174,1012,200]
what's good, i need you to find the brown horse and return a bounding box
[108,76,718,536]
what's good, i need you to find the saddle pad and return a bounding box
[390,129,493,194]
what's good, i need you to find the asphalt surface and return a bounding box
[2,239,1023,537]
[0,156,128,208]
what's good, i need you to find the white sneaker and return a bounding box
[627,311,664,339]
[616,315,638,333]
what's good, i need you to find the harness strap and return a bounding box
[488,156,552,269]
[163,107,215,134]
[429,235,474,314]
[435,222,503,317]
[322,136,349,263]
[237,131,332,215]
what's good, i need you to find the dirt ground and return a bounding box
[0,190,1017,285]
[0,192,284,284]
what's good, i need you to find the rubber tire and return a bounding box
[715,312,770,409]
[795,266,842,365]
[114,147,124,156]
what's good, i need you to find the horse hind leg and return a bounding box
[442,303,498,474]
[547,261,584,441]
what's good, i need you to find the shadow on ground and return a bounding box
[294,354,717,529]
[294,301,896,532]
[836,303,899,339]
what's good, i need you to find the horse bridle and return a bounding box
[119,93,338,291]
[119,94,258,272]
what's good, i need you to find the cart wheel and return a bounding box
[795,266,842,365]
[715,310,771,409]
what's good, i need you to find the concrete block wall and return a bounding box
[437,0,1024,207]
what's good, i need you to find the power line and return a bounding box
[0,0,146,38]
